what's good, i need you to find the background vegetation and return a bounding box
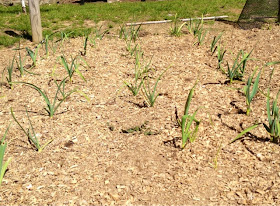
[0,0,246,47]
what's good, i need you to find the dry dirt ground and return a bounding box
[0,21,280,205]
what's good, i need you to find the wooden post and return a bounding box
[21,0,26,13]
[28,0,43,43]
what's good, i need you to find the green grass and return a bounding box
[0,0,245,47]
[0,35,19,47]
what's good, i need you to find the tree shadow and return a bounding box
[216,19,241,28]
[217,18,278,30]
[74,0,107,5]
[4,30,32,41]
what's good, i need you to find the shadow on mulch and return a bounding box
[218,18,279,30]
[163,136,181,149]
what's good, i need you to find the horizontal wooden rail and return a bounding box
[126,15,228,26]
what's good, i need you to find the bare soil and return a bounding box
[0,21,280,205]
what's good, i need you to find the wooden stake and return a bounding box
[21,0,26,13]
[28,0,43,43]
[126,15,228,26]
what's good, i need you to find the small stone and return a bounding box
[79,200,88,205]
[109,193,119,201]
[237,199,247,205]
[26,184,32,190]
[72,136,78,143]
[37,186,44,190]
[240,177,249,182]
[36,133,42,138]
[70,165,78,169]
[116,185,126,189]
[256,153,264,160]
[193,197,200,201]
[226,191,236,200]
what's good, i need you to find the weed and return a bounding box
[122,121,146,133]
[209,141,222,169]
[0,124,12,186]
[11,107,53,152]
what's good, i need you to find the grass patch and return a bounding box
[0,35,20,47]
[0,0,245,47]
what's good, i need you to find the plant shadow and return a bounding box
[230,100,246,115]
[163,136,181,149]
[219,113,272,144]
[128,100,148,108]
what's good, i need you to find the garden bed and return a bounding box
[0,21,280,205]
